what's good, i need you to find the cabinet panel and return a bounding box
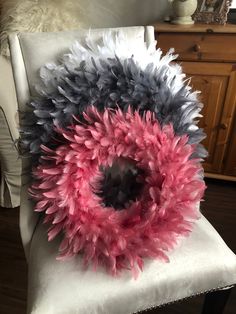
[224,115,236,176]
[182,62,233,173]
[158,33,236,62]
[222,71,236,176]
[157,33,201,61]
[215,70,236,175]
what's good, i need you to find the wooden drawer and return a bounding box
[157,33,236,62]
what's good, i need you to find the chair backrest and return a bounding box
[8,26,155,260]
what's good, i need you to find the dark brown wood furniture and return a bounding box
[154,23,236,181]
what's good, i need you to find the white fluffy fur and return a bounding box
[0,0,85,57]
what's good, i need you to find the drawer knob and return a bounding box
[193,44,201,52]
[219,123,228,130]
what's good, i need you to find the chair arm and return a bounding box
[0,55,19,143]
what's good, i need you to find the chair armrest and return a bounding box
[0,55,19,142]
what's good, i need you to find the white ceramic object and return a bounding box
[171,0,197,24]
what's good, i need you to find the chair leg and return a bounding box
[201,287,233,314]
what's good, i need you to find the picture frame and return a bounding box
[193,0,232,24]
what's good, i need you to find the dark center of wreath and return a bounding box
[95,158,144,210]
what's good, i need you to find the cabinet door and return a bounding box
[222,70,236,177]
[182,62,235,173]
[224,116,236,176]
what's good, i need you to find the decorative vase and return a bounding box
[171,0,197,25]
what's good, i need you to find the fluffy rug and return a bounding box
[0,0,84,56]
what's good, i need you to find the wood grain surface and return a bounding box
[154,23,236,34]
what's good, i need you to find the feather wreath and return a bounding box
[21,32,207,163]
[27,32,207,276]
[30,107,206,277]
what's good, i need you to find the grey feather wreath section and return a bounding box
[21,49,207,162]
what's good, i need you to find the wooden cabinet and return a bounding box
[154,23,236,181]
[224,115,236,176]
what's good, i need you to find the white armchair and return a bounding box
[9,26,236,314]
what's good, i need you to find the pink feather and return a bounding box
[30,107,206,277]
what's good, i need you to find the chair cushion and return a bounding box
[27,215,236,314]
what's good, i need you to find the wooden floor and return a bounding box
[0,178,235,314]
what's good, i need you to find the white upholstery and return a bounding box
[8,27,236,314]
[8,26,155,259]
[27,215,236,314]
[0,55,21,207]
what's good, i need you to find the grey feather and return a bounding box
[20,36,207,163]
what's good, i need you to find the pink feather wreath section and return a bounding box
[30,107,206,277]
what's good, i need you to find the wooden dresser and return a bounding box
[154,23,236,181]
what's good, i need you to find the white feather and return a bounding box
[40,30,200,105]
[36,30,202,138]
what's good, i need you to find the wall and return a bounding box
[0,1,170,31]
[76,0,170,28]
